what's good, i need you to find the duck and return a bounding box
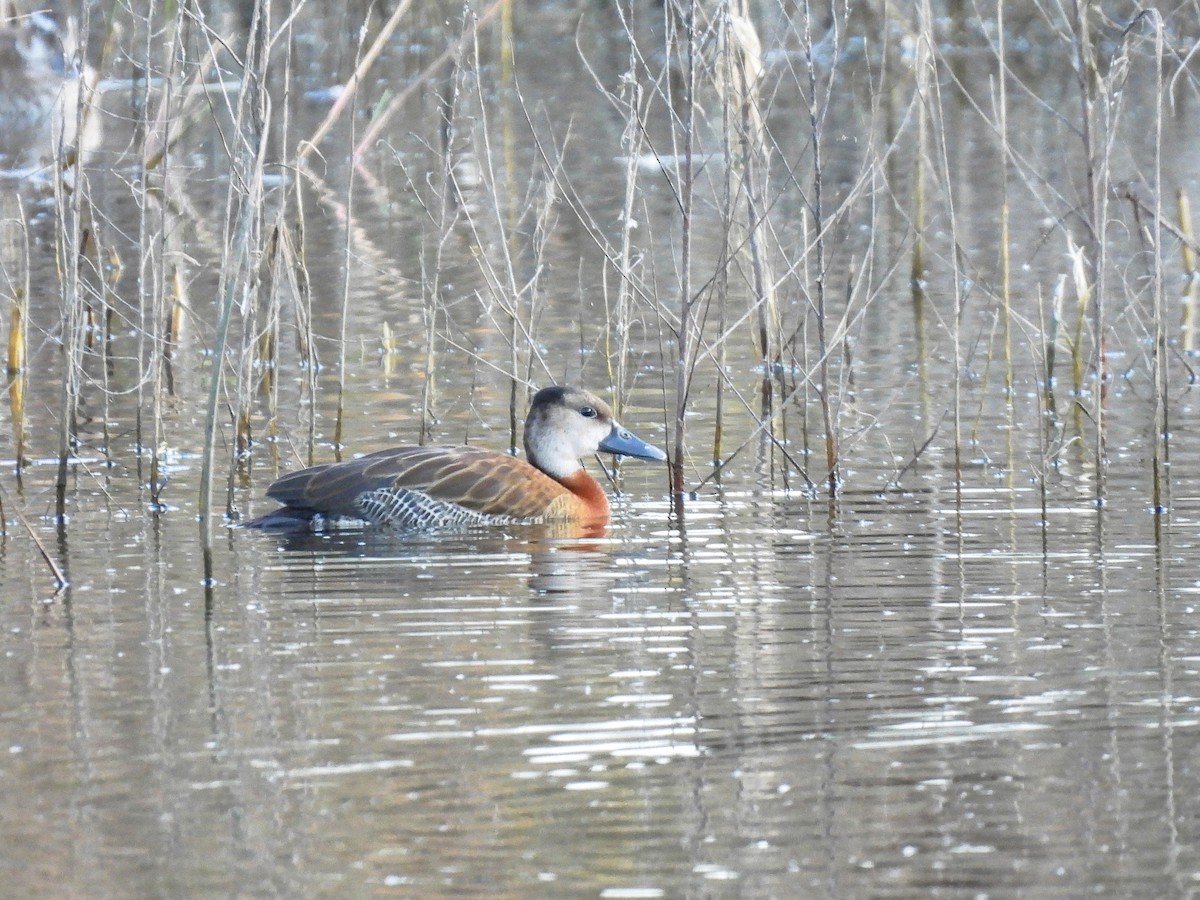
[247,385,666,531]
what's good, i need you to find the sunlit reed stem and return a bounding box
[1178,189,1197,353]
[1180,189,1196,276]
[1046,274,1065,413]
[6,284,25,473]
[4,207,29,475]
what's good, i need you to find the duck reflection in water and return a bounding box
[247,385,666,536]
[0,11,98,172]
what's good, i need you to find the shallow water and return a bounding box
[2,2,1200,897]
[8,473,1200,896]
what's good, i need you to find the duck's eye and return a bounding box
[579,406,598,419]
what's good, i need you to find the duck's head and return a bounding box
[524,385,667,480]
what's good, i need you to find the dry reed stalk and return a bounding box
[80,217,114,466]
[141,4,188,508]
[500,4,522,450]
[198,5,270,547]
[239,10,298,489]
[917,0,969,496]
[277,211,318,465]
[330,21,375,463]
[801,3,838,499]
[670,0,700,517]
[415,45,470,444]
[608,45,647,423]
[1035,283,1052,519]
[1145,13,1167,515]
[1069,0,1112,499]
[725,11,775,368]
[52,138,89,524]
[995,0,1014,456]
[715,6,773,480]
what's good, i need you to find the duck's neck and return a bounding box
[557,468,610,524]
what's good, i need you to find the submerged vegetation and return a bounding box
[0,1,1198,583]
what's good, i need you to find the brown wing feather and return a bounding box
[266,445,577,521]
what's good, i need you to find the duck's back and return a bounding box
[258,445,579,530]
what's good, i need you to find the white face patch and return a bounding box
[523,389,617,480]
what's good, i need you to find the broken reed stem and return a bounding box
[0,478,67,590]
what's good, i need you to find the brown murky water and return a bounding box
[2,3,1200,897]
